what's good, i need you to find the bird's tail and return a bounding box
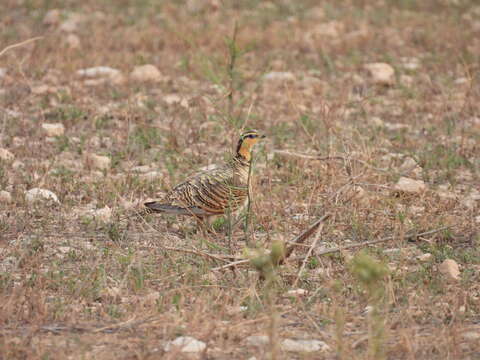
[144,202,187,214]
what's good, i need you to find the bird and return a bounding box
[144,130,266,229]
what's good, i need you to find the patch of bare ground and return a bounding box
[1,0,479,359]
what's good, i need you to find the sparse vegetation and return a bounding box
[1,0,479,359]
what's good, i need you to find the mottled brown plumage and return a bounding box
[145,130,265,223]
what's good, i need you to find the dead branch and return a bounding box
[283,213,332,260]
[212,213,331,271]
[161,245,239,263]
[315,226,450,256]
[212,224,450,272]
[273,150,389,173]
[0,36,43,58]
[293,223,324,287]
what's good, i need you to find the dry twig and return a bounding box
[0,36,43,57]
[315,226,450,256]
[273,150,389,173]
[212,213,331,271]
[292,223,324,288]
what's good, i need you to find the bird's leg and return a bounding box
[195,216,216,235]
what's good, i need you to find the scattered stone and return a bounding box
[43,9,61,25]
[309,21,344,38]
[398,157,422,177]
[140,171,162,181]
[42,122,65,137]
[287,288,308,296]
[351,185,368,202]
[88,206,112,222]
[32,85,54,95]
[384,122,410,131]
[12,160,25,170]
[59,13,85,33]
[461,189,479,210]
[85,153,111,170]
[0,68,6,79]
[164,336,206,353]
[281,339,330,353]
[130,165,151,173]
[475,215,480,224]
[245,335,269,347]
[409,205,425,215]
[186,0,209,13]
[400,57,421,70]
[436,184,457,201]
[77,66,121,79]
[130,64,162,82]
[163,94,188,108]
[58,246,72,254]
[394,177,426,194]
[462,331,480,341]
[25,188,60,204]
[364,62,395,85]
[369,116,385,127]
[0,148,14,161]
[400,74,414,86]
[263,71,296,82]
[454,77,469,85]
[0,190,12,203]
[417,253,433,262]
[439,259,460,282]
[65,34,81,49]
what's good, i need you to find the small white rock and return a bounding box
[401,57,421,70]
[58,246,72,254]
[364,62,395,85]
[86,153,111,170]
[245,335,269,347]
[140,171,162,181]
[32,85,53,95]
[394,177,426,194]
[438,259,460,282]
[281,339,330,353]
[263,71,296,82]
[399,157,418,174]
[130,64,163,82]
[43,9,61,25]
[90,206,112,222]
[164,336,206,353]
[436,184,457,200]
[369,116,385,127]
[25,188,60,204]
[384,122,410,131]
[65,34,81,49]
[309,21,343,38]
[287,288,308,296]
[417,253,433,262]
[42,123,65,137]
[59,14,85,33]
[77,66,121,79]
[130,165,151,173]
[0,148,14,161]
[12,160,25,170]
[0,190,12,203]
[462,331,480,341]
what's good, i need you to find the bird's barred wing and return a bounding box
[167,167,248,215]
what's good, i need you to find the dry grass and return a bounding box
[1,0,479,359]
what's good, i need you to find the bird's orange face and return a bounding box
[236,130,266,161]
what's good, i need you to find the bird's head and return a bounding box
[236,130,266,161]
